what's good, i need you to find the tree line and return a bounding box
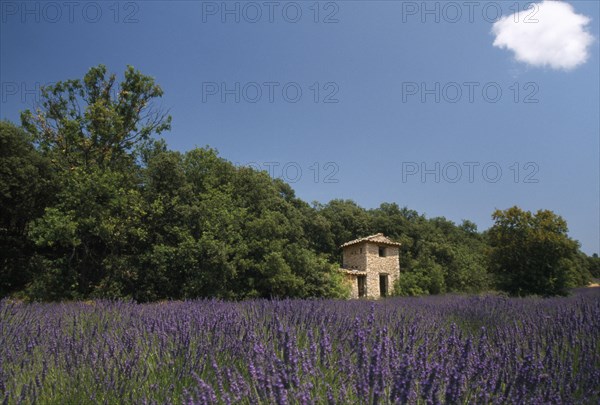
[1,65,597,301]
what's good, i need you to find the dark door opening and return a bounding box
[379,274,389,297]
[358,276,366,298]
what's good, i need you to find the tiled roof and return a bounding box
[340,233,402,248]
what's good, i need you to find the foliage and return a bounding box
[0,121,55,296]
[487,206,589,296]
[21,64,171,170]
[393,270,428,296]
[586,254,600,279]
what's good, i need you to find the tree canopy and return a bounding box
[487,206,589,296]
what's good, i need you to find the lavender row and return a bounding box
[1,290,599,404]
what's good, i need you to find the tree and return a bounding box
[487,206,582,296]
[588,254,600,278]
[20,65,171,300]
[0,121,54,296]
[27,166,147,300]
[21,64,171,170]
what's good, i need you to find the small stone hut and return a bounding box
[339,233,401,299]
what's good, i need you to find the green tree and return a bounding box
[318,200,372,247]
[588,254,600,279]
[135,146,347,301]
[394,271,428,296]
[21,64,171,170]
[487,206,582,296]
[27,167,147,300]
[0,121,54,296]
[20,65,171,300]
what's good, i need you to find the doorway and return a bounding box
[358,276,366,298]
[379,274,389,297]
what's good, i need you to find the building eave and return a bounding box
[338,268,367,276]
[340,233,402,248]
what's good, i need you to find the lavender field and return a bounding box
[1,290,599,404]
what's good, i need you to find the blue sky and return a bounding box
[1,0,599,254]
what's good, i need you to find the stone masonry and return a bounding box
[339,233,401,299]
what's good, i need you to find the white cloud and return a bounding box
[492,0,594,71]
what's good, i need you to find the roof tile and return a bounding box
[340,233,402,248]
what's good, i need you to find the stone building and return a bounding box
[339,233,401,299]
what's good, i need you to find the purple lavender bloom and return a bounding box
[0,290,599,404]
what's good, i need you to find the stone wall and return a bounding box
[365,244,400,298]
[342,244,367,271]
[343,274,359,299]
